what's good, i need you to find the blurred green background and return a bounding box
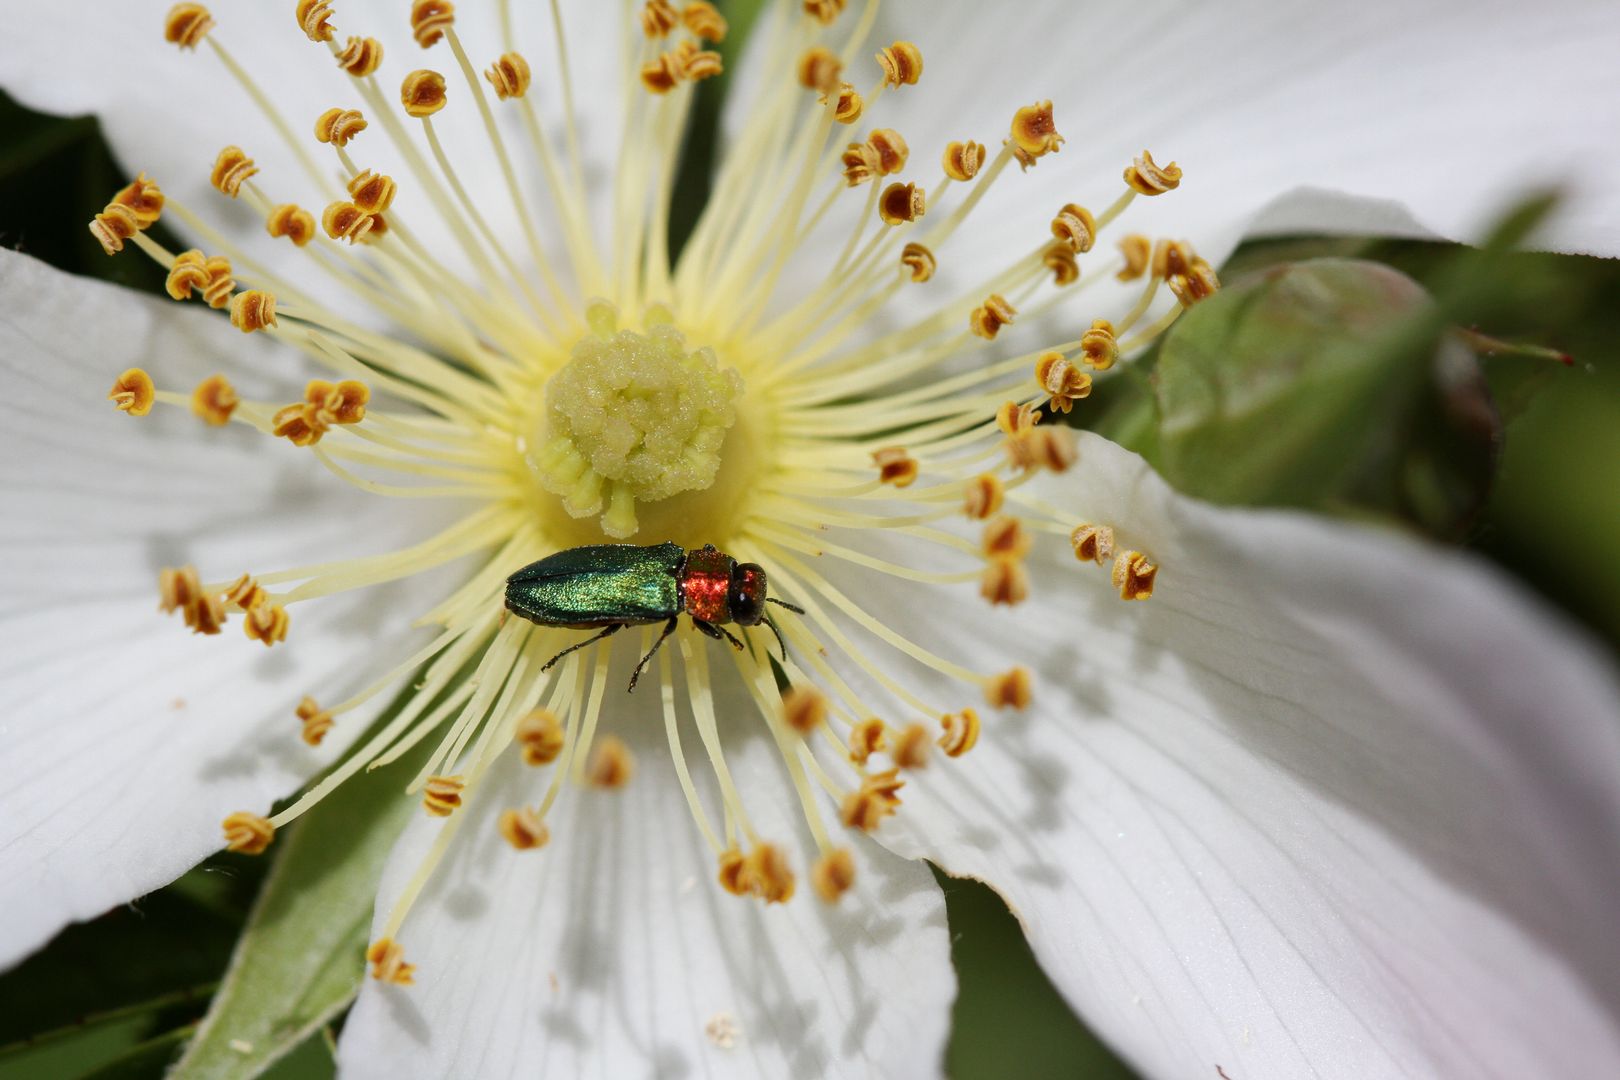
[3,0,1618,1075]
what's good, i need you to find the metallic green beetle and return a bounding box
[504,542,803,691]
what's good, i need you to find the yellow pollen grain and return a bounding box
[1070,523,1115,565]
[347,170,397,214]
[1051,202,1097,253]
[1117,234,1152,281]
[982,515,1032,559]
[878,181,924,225]
[938,708,980,757]
[782,685,828,736]
[230,290,277,333]
[209,146,257,199]
[163,3,214,50]
[242,600,290,646]
[108,367,155,417]
[222,811,274,854]
[1034,351,1092,414]
[1009,101,1064,166]
[1113,551,1158,601]
[337,36,384,77]
[875,41,923,88]
[892,723,932,769]
[803,0,847,26]
[848,718,887,765]
[1124,150,1182,195]
[741,843,795,904]
[515,708,565,765]
[294,0,334,43]
[942,140,985,181]
[315,107,368,146]
[969,293,1015,340]
[499,806,550,850]
[266,203,317,246]
[964,473,1004,520]
[1006,426,1076,473]
[191,373,239,425]
[586,735,634,788]
[811,848,856,903]
[682,2,727,42]
[641,0,679,37]
[296,696,334,746]
[401,69,448,117]
[485,52,532,100]
[422,774,466,816]
[822,83,863,125]
[900,241,935,282]
[986,667,1032,710]
[411,0,456,48]
[1079,319,1119,370]
[872,446,919,488]
[1043,242,1079,286]
[797,47,842,93]
[980,557,1028,607]
[367,938,416,985]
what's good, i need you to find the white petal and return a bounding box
[337,663,956,1079]
[0,250,456,967]
[814,433,1620,1078]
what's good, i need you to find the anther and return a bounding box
[499,807,550,850]
[1043,242,1079,286]
[515,709,565,765]
[347,170,397,214]
[1169,258,1220,307]
[266,204,316,246]
[411,0,455,48]
[315,107,368,146]
[485,53,532,100]
[223,573,268,612]
[822,83,864,125]
[682,2,727,42]
[963,473,1004,519]
[1151,239,1194,279]
[937,709,980,757]
[1070,523,1115,565]
[986,667,1032,710]
[797,47,842,93]
[163,3,214,49]
[113,174,165,225]
[222,811,274,854]
[641,0,679,37]
[717,848,748,895]
[878,181,924,225]
[782,686,828,736]
[867,128,909,174]
[892,723,932,769]
[322,201,378,244]
[640,52,682,94]
[159,565,223,635]
[200,256,234,309]
[401,70,448,117]
[1034,351,1092,414]
[1051,203,1096,253]
[1008,101,1064,167]
[209,146,257,199]
[165,250,207,301]
[1113,551,1158,601]
[230,290,277,333]
[840,769,903,831]
[942,140,985,182]
[296,696,333,746]
[679,43,724,82]
[242,600,290,646]
[1123,150,1182,196]
[812,849,856,903]
[969,294,1015,340]
[803,0,847,25]
[875,41,923,88]
[1117,234,1151,281]
[872,446,919,488]
[586,736,634,788]
[367,939,416,985]
[294,0,334,43]
[900,242,936,283]
[88,205,140,257]
[982,515,1032,559]
[108,368,155,417]
[995,401,1041,437]
[741,843,795,903]
[336,37,384,78]
[848,719,887,765]
[191,374,239,426]
[1006,426,1077,473]
[313,379,369,424]
[422,774,466,816]
[1079,319,1119,371]
[841,142,881,186]
[980,557,1028,607]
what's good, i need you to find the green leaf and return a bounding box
[169,728,427,1079]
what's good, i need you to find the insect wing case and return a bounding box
[505,542,684,627]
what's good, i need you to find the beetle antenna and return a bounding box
[766,597,805,615]
[764,613,789,663]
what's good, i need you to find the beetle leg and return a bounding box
[540,623,623,673]
[693,619,746,651]
[763,613,790,664]
[627,616,679,692]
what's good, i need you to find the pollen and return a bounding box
[741,843,795,903]
[822,83,864,125]
[322,201,379,244]
[295,0,334,43]
[980,557,1028,607]
[995,400,1041,436]
[191,374,239,425]
[878,181,924,225]
[1117,234,1151,281]
[88,205,139,256]
[401,70,448,117]
[1079,319,1119,371]
[223,573,268,612]
[875,41,923,88]
[315,107,368,146]
[803,0,847,26]
[848,718,887,765]
[1123,150,1182,195]
[222,811,274,854]
[411,0,455,48]
[892,723,932,769]
[1152,239,1194,279]
[159,565,224,635]
[586,735,634,788]
[347,170,397,214]
[840,769,903,831]
[717,848,748,895]
[1034,351,1092,413]
[485,52,532,100]
[1113,551,1158,601]
[296,696,334,746]
[163,3,213,50]
[782,685,828,735]
[641,0,678,37]
[640,53,681,94]
[337,37,384,78]
[1008,101,1064,167]
[499,806,550,850]
[164,250,233,308]
[811,848,856,903]
[422,774,467,816]
[534,315,740,538]
[872,446,919,488]
[108,368,155,417]
[797,47,842,93]
[963,473,1004,519]
[1006,426,1076,473]
[1070,523,1115,565]
[1051,203,1096,253]
[265,203,315,246]
[900,242,936,282]
[982,515,1031,559]
[1170,258,1221,306]
[198,254,236,307]
[937,708,980,757]
[986,667,1032,710]
[969,294,1015,340]
[1043,242,1079,286]
[230,290,277,333]
[682,2,727,42]
[242,600,290,646]
[942,140,985,182]
[209,146,257,199]
[515,708,565,765]
[366,938,416,985]
[679,44,724,82]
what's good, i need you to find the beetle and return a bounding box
[504,542,805,691]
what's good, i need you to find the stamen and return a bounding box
[963,473,1004,519]
[841,769,903,831]
[159,565,225,635]
[985,667,1032,710]
[107,368,155,417]
[322,201,379,244]
[348,170,398,214]
[229,289,277,332]
[297,696,334,746]
[803,0,847,26]
[996,401,1042,436]
[366,938,416,985]
[781,685,828,735]
[484,52,531,99]
[266,203,317,246]
[640,0,679,37]
[682,2,727,42]
[163,3,214,50]
[848,718,887,764]
[191,374,239,425]
[980,557,1028,607]
[740,843,795,903]
[1034,351,1092,413]
[209,146,257,198]
[164,250,234,308]
[900,242,935,282]
[294,0,334,42]
[878,181,924,225]
[499,806,550,850]
[223,574,268,611]
[1008,101,1064,168]
[222,811,274,854]
[1006,426,1077,473]
[422,774,467,816]
[401,69,449,118]
[1070,523,1115,565]
[1117,234,1151,280]
[314,106,368,146]
[336,37,385,78]
[411,0,457,48]
[892,723,932,768]
[982,515,1032,559]
[872,446,919,488]
[1169,258,1221,306]
[797,47,842,93]
[1079,319,1119,370]
[811,848,856,903]
[968,294,1015,340]
[585,735,634,788]
[1113,551,1159,600]
[1123,150,1182,195]
[242,600,290,646]
[937,708,980,757]
[514,708,565,765]
[874,42,923,88]
[1051,203,1096,253]
[942,140,985,182]
[1043,242,1079,285]
[822,82,864,125]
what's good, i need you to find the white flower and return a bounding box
[3,2,1620,1078]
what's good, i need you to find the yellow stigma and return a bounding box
[532,302,741,539]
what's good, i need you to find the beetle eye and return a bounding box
[730,564,767,625]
